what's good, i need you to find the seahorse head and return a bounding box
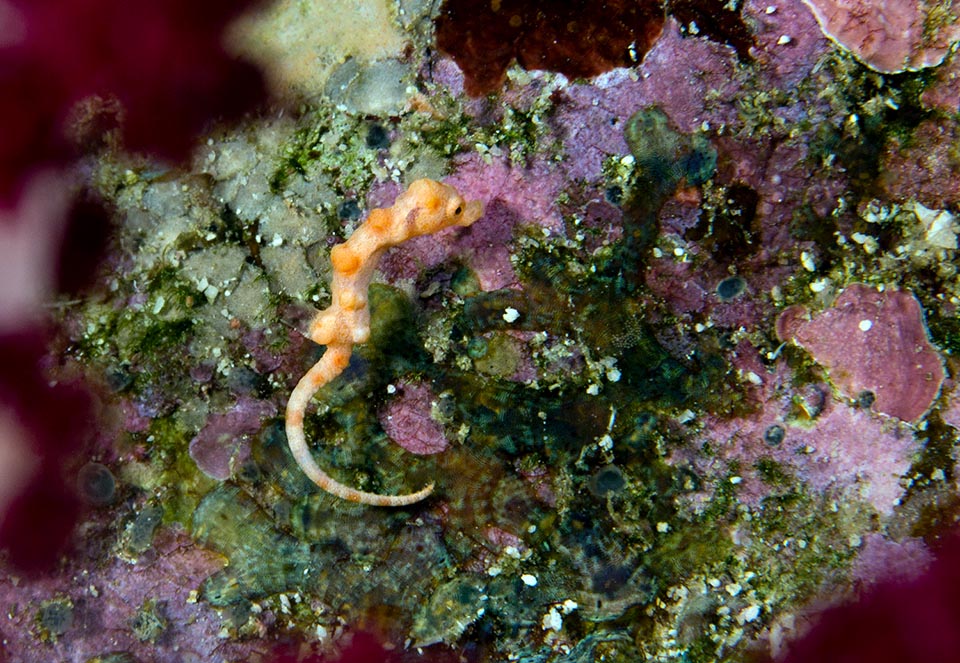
[399,178,483,236]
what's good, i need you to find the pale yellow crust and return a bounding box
[284,179,483,507]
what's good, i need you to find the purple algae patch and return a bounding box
[379,381,449,456]
[188,397,276,480]
[777,283,944,422]
[689,391,917,516]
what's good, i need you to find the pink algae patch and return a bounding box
[777,283,944,422]
[800,0,960,73]
[379,382,449,455]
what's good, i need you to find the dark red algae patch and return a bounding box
[667,0,755,60]
[434,0,665,96]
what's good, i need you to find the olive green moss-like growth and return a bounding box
[407,78,557,166]
[754,456,795,488]
[406,109,474,158]
[748,491,867,603]
[73,264,202,364]
[269,114,329,195]
[482,95,559,167]
[802,52,932,197]
[269,105,379,195]
[926,313,960,355]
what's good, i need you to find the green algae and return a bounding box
[754,457,794,488]
[925,312,960,355]
[34,598,74,644]
[120,504,165,558]
[624,107,717,189]
[192,486,315,607]
[129,598,168,643]
[140,415,216,527]
[72,264,202,366]
[269,106,379,195]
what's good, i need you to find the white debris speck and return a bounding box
[677,409,696,424]
[270,233,284,247]
[152,296,165,315]
[521,574,538,587]
[541,606,563,631]
[913,202,958,249]
[540,606,563,631]
[777,34,791,45]
[858,319,873,332]
[800,251,816,272]
[598,434,614,452]
[503,307,520,323]
[737,605,761,624]
[657,521,670,533]
[851,232,879,253]
[725,582,742,596]
[586,383,600,395]
[809,278,829,293]
[730,476,742,485]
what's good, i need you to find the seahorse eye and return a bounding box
[454,206,462,215]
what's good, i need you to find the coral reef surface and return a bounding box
[2,0,960,661]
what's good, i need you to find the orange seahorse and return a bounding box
[285,179,483,506]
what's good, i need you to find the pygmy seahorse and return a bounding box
[285,179,483,506]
